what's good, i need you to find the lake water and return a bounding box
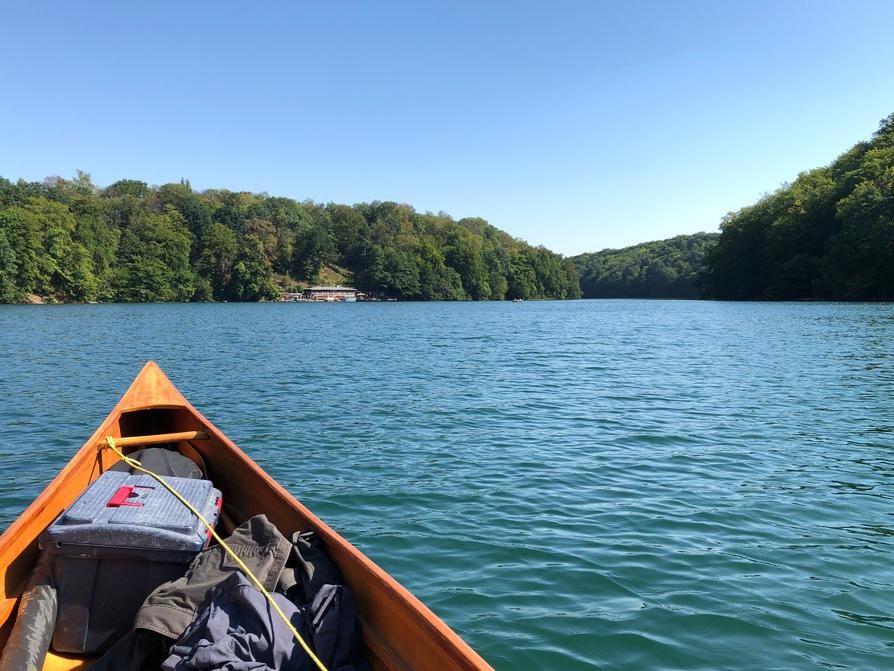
[1,300,893,669]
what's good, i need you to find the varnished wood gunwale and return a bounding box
[0,362,493,671]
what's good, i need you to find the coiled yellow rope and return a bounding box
[104,437,329,671]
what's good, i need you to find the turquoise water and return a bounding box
[1,301,893,669]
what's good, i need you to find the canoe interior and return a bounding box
[0,363,491,671]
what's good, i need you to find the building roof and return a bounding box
[305,286,357,291]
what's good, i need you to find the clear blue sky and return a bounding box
[2,1,893,255]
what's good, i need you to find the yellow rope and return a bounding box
[104,437,329,671]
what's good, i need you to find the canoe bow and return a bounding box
[0,362,492,671]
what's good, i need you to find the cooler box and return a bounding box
[39,470,222,654]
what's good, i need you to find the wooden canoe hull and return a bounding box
[0,362,492,671]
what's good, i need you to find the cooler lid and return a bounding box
[41,471,220,555]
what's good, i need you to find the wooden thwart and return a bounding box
[106,430,209,448]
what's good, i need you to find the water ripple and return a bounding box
[1,300,893,669]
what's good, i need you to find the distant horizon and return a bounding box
[2,2,893,255]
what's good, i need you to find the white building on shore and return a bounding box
[302,285,358,302]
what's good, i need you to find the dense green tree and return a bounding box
[573,233,720,299]
[703,113,894,300]
[0,197,98,300]
[0,178,16,209]
[822,145,894,299]
[380,246,421,297]
[105,179,150,199]
[230,235,278,301]
[210,190,259,235]
[0,228,18,302]
[507,248,539,300]
[196,223,238,300]
[443,228,490,299]
[113,208,194,302]
[291,215,336,280]
[68,193,119,299]
[0,201,57,296]
[328,203,366,265]
[564,259,582,299]
[417,240,465,300]
[250,196,309,273]
[482,239,510,300]
[0,173,580,302]
[156,182,213,249]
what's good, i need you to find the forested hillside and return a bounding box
[5,113,888,305]
[572,113,894,301]
[0,176,580,303]
[702,113,894,300]
[571,233,718,298]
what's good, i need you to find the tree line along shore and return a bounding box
[1,113,891,304]
[573,113,894,301]
[0,178,580,304]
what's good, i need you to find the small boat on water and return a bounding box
[0,362,492,671]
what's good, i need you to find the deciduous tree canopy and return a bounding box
[574,113,894,301]
[572,233,718,299]
[702,113,894,300]
[0,176,580,303]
